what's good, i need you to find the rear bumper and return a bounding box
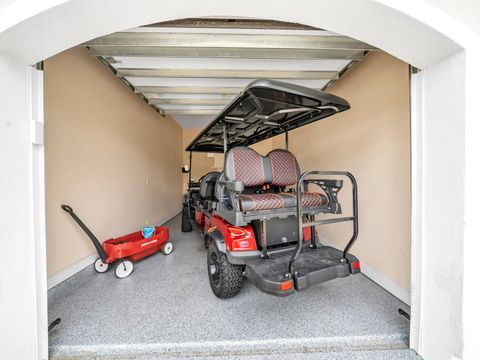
[243,245,361,297]
[227,250,261,265]
[245,266,296,297]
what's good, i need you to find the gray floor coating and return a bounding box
[48,215,417,359]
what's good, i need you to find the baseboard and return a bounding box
[360,261,411,306]
[48,253,98,290]
[47,208,182,290]
[318,237,411,306]
[155,208,182,227]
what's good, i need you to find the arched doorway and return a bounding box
[0,2,475,360]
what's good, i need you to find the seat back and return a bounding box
[199,172,220,199]
[267,149,299,187]
[224,146,272,186]
[224,146,300,188]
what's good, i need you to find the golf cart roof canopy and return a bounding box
[185,79,350,153]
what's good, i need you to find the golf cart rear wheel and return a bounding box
[94,258,109,273]
[207,240,244,298]
[181,206,192,232]
[115,260,134,279]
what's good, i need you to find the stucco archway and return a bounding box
[0,1,477,360]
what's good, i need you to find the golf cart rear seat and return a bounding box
[223,147,330,215]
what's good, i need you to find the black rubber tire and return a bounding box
[203,235,210,249]
[207,240,244,298]
[181,205,192,232]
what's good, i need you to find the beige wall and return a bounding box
[45,47,183,276]
[290,52,411,291]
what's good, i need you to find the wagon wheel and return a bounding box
[115,260,134,278]
[162,241,174,255]
[94,258,109,273]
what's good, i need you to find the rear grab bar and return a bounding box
[289,171,358,275]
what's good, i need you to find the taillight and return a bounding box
[228,225,255,251]
[228,226,249,238]
[279,280,293,291]
[353,261,360,270]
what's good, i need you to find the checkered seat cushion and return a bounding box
[267,149,328,209]
[280,192,329,208]
[239,193,285,211]
[225,147,329,212]
[239,192,328,212]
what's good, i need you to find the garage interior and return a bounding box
[45,18,415,359]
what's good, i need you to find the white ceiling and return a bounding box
[83,20,377,128]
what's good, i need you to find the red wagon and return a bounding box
[61,205,173,278]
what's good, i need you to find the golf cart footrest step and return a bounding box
[245,246,360,296]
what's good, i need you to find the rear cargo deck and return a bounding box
[246,245,358,296]
[48,215,417,359]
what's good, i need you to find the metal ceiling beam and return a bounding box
[135,86,244,94]
[149,98,232,106]
[117,68,338,80]
[84,32,377,51]
[136,86,324,96]
[162,109,221,115]
[143,18,318,30]
[87,46,367,60]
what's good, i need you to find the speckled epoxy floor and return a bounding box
[48,215,416,359]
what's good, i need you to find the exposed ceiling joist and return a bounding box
[161,109,222,115]
[144,18,318,30]
[85,20,374,128]
[116,68,338,80]
[88,46,366,60]
[136,86,244,95]
[84,32,375,51]
[149,98,232,106]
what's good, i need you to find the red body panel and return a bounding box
[304,226,312,242]
[102,226,169,263]
[195,209,205,227]
[206,214,312,252]
[209,215,257,251]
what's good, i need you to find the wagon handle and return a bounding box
[61,204,73,213]
[61,204,108,262]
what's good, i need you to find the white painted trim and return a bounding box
[318,238,410,305]
[48,208,182,290]
[409,68,423,352]
[31,67,48,360]
[360,262,411,306]
[47,253,98,290]
[154,208,182,228]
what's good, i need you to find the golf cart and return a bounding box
[182,79,360,298]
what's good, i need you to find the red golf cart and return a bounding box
[182,79,360,298]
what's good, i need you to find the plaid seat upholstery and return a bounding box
[226,147,329,213]
[239,193,285,211]
[226,147,265,186]
[268,149,298,186]
[239,192,328,212]
[280,192,328,208]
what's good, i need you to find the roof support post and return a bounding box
[188,151,192,185]
[223,123,228,154]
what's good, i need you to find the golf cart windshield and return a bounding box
[186,79,350,153]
